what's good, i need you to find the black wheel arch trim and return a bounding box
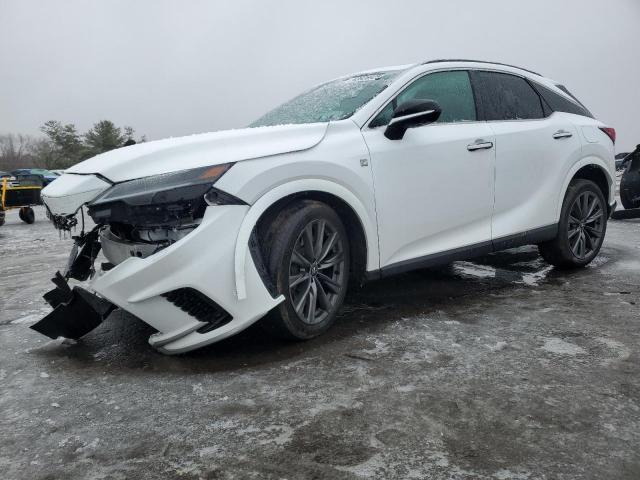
[249,227,278,298]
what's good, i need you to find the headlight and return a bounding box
[91,163,233,206]
[88,163,242,227]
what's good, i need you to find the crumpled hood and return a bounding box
[67,123,329,183]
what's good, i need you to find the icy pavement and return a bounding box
[1,207,639,479]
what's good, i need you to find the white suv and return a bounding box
[37,59,616,354]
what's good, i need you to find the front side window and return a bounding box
[250,70,405,127]
[474,71,544,121]
[370,70,477,127]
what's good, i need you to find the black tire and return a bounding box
[620,155,640,209]
[19,207,35,224]
[262,201,350,340]
[620,188,639,210]
[0,212,5,227]
[538,179,607,269]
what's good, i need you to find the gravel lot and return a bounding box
[1,206,639,479]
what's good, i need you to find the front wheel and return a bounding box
[538,179,607,269]
[19,207,35,224]
[263,201,350,340]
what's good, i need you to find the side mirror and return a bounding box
[384,99,442,140]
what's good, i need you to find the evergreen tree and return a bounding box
[32,120,143,168]
[39,120,85,167]
[84,120,127,157]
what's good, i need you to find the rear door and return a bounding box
[471,71,583,241]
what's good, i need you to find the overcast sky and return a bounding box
[1,0,638,151]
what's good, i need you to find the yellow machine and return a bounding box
[0,175,43,226]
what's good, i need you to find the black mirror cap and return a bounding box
[384,99,442,140]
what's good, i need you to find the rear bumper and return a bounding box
[86,205,282,354]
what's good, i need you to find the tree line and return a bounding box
[0,120,144,172]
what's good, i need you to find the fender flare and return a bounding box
[233,179,378,300]
[556,157,614,220]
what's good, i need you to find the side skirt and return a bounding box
[366,223,558,280]
[491,223,558,252]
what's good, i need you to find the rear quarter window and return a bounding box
[532,83,594,118]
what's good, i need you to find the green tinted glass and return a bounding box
[251,70,405,127]
[371,71,476,127]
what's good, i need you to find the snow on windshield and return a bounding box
[250,70,403,127]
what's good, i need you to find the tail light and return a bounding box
[599,127,616,144]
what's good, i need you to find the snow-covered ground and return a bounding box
[1,206,639,479]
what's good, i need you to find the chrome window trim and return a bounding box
[387,109,436,126]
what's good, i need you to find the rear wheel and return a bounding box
[538,179,607,268]
[19,207,35,224]
[263,201,350,340]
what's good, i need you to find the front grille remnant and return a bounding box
[161,288,232,334]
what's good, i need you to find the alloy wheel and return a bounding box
[568,191,604,259]
[288,219,346,325]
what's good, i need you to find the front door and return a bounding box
[361,70,495,271]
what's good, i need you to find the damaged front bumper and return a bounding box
[31,272,115,340]
[33,204,283,354]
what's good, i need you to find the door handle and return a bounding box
[467,139,494,151]
[553,130,573,139]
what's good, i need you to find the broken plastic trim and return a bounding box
[30,272,115,340]
[45,204,79,232]
[30,224,104,341]
[65,226,102,281]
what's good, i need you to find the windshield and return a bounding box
[250,70,404,127]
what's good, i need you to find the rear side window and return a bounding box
[370,70,476,127]
[474,71,545,121]
[532,82,594,118]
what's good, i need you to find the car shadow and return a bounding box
[29,246,597,373]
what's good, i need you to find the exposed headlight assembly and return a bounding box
[88,163,243,227]
[92,164,233,206]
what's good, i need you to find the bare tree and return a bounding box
[30,138,59,169]
[0,134,38,171]
[0,121,145,172]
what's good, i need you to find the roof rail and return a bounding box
[421,59,542,77]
